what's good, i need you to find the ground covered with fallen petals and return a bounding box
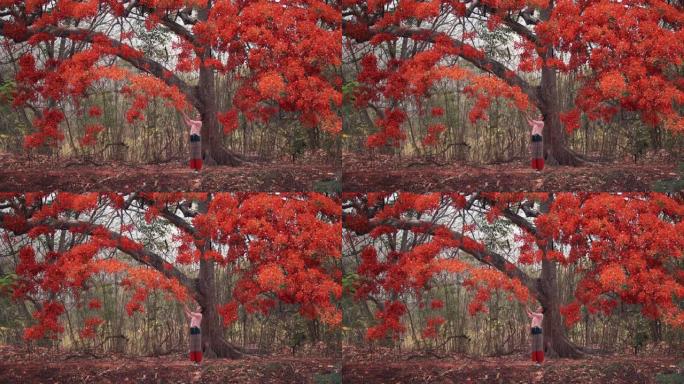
[0,153,339,192]
[0,345,340,384]
[343,153,682,192]
[343,351,684,383]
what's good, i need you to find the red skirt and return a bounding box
[531,158,544,170]
[189,351,203,363]
[189,159,203,170]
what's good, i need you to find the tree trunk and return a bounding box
[649,126,662,150]
[539,64,583,166]
[195,198,243,359]
[307,126,320,151]
[197,37,245,166]
[538,256,583,358]
[535,194,583,358]
[197,253,243,359]
[538,7,583,167]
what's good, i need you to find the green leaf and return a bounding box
[342,273,359,293]
[0,273,17,288]
[342,81,360,97]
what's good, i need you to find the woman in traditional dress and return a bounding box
[526,113,545,171]
[526,304,545,366]
[182,111,202,173]
[184,303,203,366]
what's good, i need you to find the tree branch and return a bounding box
[176,8,198,25]
[0,213,199,298]
[502,16,538,45]
[357,216,539,298]
[131,195,200,237]
[345,21,541,107]
[502,208,538,236]
[159,207,199,237]
[160,16,197,45]
[0,21,201,109]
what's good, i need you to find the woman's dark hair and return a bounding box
[541,306,546,314]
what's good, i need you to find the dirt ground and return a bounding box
[0,345,340,384]
[343,352,684,383]
[0,153,339,192]
[1,344,682,383]
[2,152,679,192]
[342,154,682,192]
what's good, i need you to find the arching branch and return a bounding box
[0,21,202,109]
[355,216,540,298]
[0,213,199,298]
[344,20,541,107]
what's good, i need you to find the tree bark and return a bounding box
[197,62,245,166]
[538,8,583,167]
[307,126,320,151]
[538,75,582,167]
[537,256,583,358]
[534,195,583,358]
[195,198,243,359]
[194,3,245,167]
[197,251,243,359]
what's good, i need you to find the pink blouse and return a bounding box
[185,116,202,136]
[529,312,543,328]
[529,118,544,136]
[189,312,202,328]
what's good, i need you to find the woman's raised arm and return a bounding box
[181,111,192,126]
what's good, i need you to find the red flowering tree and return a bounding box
[0,192,341,358]
[342,0,684,165]
[0,0,341,164]
[342,193,684,357]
